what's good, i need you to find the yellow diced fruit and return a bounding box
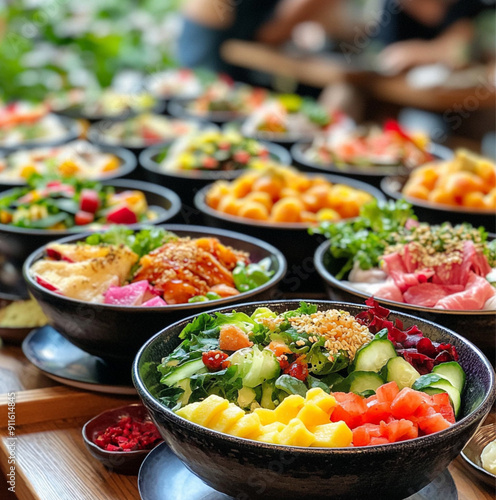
[297,402,331,428]
[262,422,285,434]
[209,404,245,433]
[305,388,337,414]
[311,422,353,448]
[227,413,262,440]
[277,418,315,447]
[190,395,230,426]
[258,431,280,444]
[20,165,38,179]
[58,160,80,176]
[274,395,305,425]
[254,408,277,426]
[176,402,201,421]
[102,156,120,172]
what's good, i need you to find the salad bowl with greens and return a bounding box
[133,299,495,499]
[23,226,286,361]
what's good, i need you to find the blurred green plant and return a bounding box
[0,0,182,101]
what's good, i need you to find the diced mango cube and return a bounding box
[258,431,280,444]
[297,402,331,428]
[305,388,337,414]
[278,418,315,447]
[176,402,201,421]
[227,413,262,439]
[209,404,245,433]
[190,395,230,426]
[262,422,285,434]
[274,395,305,424]
[254,408,277,425]
[311,421,353,448]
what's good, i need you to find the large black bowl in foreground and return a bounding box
[133,300,495,500]
[314,240,496,364]
[23,226,286,361]
[0,179,181,264]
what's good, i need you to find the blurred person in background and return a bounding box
[177,0,339,84]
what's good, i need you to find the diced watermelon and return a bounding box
[431,393,455,424]
[330,393,367,429]
[141,296,167,307]
[80,189,100,213]
[75,210,94,226]
[375,381,400,404]
[417,413,451,434]
[390,388,426,419]
[369,437,390,445]
[103,280,151,306]
[382,419,418,443]
[365,399,392,425]
[106,206,138,224]
[353,426,372,447]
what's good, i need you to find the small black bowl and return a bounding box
[292,142,453,188]
[380,175,496,233]
[0,179,181,264]
[194,174,386,290]
[0,143,137,190]
[23,225,286,361]
[139,140,291,216]
[314,239,496,363]
[133,299,495,500]
[82,403,163,475]
[0,115,82,153]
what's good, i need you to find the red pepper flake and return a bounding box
[202,350,230,371]
[93,414,162,452]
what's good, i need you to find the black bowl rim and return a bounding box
[138,140,292,182]
[314,239,496,315]
[22,224,287,311]
[0,178,181,237]
[133,298,496,454]
[167,98,249,124]
[0,115,83,153]
[380,174,496,215]
[0,142,137,188]
[291,141,454,177]
[86,115,205,150]
[193,172,386,230]
[82,402,157,456]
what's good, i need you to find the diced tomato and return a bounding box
[218,324,253,351]
[413,402,437,420]
[353,426,371,447]
[75,210,94,226]
[202,350,230,372]
[375,381,400,404]
[369,437,390,445]
[284,360,308,381]
[390,388,426,419]
[431,392,450,409]
[417,413,451,435]
[202,156,219,169]
[233,151,251,164]
[382,419,418,443]
[106,206,138,224]
[365,399,392,425]
[330,393,367,429]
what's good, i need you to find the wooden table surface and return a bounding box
[221,40,496,112]
[0,339,494,500]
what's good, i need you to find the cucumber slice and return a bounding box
[422,387,446,396]
[229,347,254,379]
[261,381,276,409]
[412,374,461,417]
[175,379,192,407]
[352,339,397,373]
[243,347,280,388]
[160,358,206,386]
[432,362,466,393]
[383,356,421,390]
[238,387,256,409]
[334,371,384,395]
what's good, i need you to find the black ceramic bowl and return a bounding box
[380,175,496,233]
[0,143,137,190]
[0,115,82,153]
[133,299,496,500]
[194,174,386,289]
[291,142,453,188]
[167,98,249,126]
[139,140,291,214]
[82,403,163,475]
[23,225,286,361]
[0,179,181,264]
[314,239,496,363]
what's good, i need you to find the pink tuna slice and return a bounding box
[141,296,167,307]
[103,280,151,306]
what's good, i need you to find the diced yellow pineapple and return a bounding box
[277,418,315,447]
[254,408,277,425]
[311,422,353,448]
[297,402,331,428]
[176,402,201,421]
[227,413,262,440]
[209,404,245,433]
[305,388,337,414]
[190,395,230,426]
[258,431,281,444]
[274,395,305,425]
[262,422,285,433]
